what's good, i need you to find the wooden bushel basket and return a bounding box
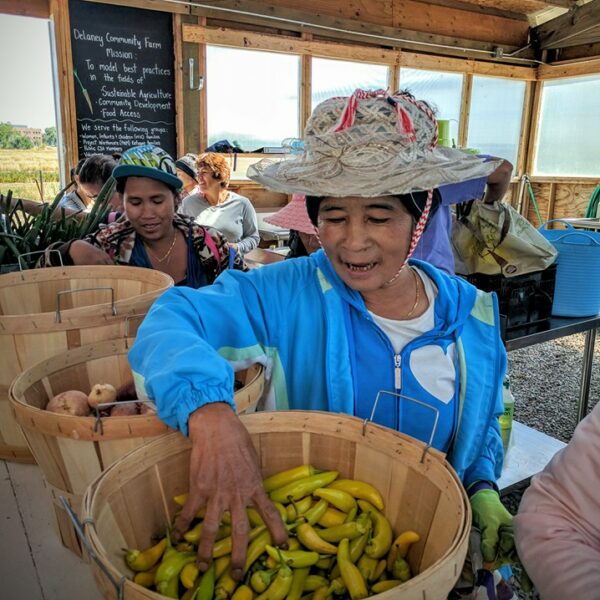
[80,412,470,600]
[9,337,264,557]
[0,265,173,463]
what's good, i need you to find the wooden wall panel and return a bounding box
[525,182,598,224]
[393,0,529,46]
[266,0,394,26]
[0,0,49,18]
[553,183,597,219]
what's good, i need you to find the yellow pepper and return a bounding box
[319,513,370,543]
[296,521,338,554]
[313,488,357,514]
[270,471,339,504]
[357,500,393,559]
[231,584,254,600]
[265,545,320,568]
[132,565,157,588]
[286,566,310,600]
[317,507,347,528]
[337,538,368,600]
[263,465,318,493]
[124,537,167,572]
[327,480,384,511]
[255,562,293,600]
[371,580,401,593]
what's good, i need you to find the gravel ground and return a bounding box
[500,333,599,598]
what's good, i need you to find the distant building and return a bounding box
[13,125,43,145]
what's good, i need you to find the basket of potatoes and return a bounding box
[9,337,265,557]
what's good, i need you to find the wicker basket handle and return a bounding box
[364,390,440,463]
[124,313,147,348]
[18,249,63,275]
[59,496,127,600]
[55,286,116,323]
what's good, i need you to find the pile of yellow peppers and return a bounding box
[123,465,420,600]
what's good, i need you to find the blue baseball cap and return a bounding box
[113,144,182,190]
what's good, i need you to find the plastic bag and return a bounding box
[452,201,557,278]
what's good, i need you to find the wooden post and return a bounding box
[458,73,472,148]
[173,13,185,157]
[198,16,208,151]
[300,33,312,134]
[49,0,78,173]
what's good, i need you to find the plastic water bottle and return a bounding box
[499,377,515,453]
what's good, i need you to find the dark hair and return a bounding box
[115,176,178,197]
[69,158,86,181]
[306,190,441,230]
[78,154,118,186]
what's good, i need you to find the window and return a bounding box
[312,58,389,109]
[399,68,463,146]
[535,75,600,176]
[467,76,525,168]
[206,46,300,151]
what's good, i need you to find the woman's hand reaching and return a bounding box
[175,402,288,580]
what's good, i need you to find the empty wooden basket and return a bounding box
[9,337,264,556]
[0,265,173,463]
[81,411,470,600]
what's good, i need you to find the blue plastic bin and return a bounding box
[539,220,600,317]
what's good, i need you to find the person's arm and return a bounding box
[0,196,83,219]
[234,198,260,254]
[439,157,513,206]
[514,404,600,599]
[482,159,513,204]
[128,272,288,575]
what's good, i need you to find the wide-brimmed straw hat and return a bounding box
[247,89,500,196]
[264,194,315,235]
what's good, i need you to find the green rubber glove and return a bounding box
[470,489,516,568]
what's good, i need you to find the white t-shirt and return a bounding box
[369,267,437,354]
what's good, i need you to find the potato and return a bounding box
[46,390,91,416]
[138,402,157,415]
[88,383,117,408]
[110,402,138,417]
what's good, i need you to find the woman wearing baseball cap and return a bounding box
[51,144,243,288]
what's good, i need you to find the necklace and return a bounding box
[404,267,421,319]
[144,230,178,264]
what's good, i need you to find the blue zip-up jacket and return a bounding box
[130,250,506,487]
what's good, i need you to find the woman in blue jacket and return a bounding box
[129,89,513,580]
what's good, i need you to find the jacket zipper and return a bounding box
[394,353,401,390]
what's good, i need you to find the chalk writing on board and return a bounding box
[69,0,176,158]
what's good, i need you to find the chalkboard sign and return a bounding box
[69,0,177,158]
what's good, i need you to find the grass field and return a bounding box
[0,147,61,201]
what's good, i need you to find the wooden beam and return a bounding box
[183,24,401,64]
[533,0,600,50]
[0,0,49,18]
[408,0,529,22]
[537,56,600,79]
[188,0,531,60]
[392,0,529,47]
[400,51,536,79]
[82,0,189,14]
